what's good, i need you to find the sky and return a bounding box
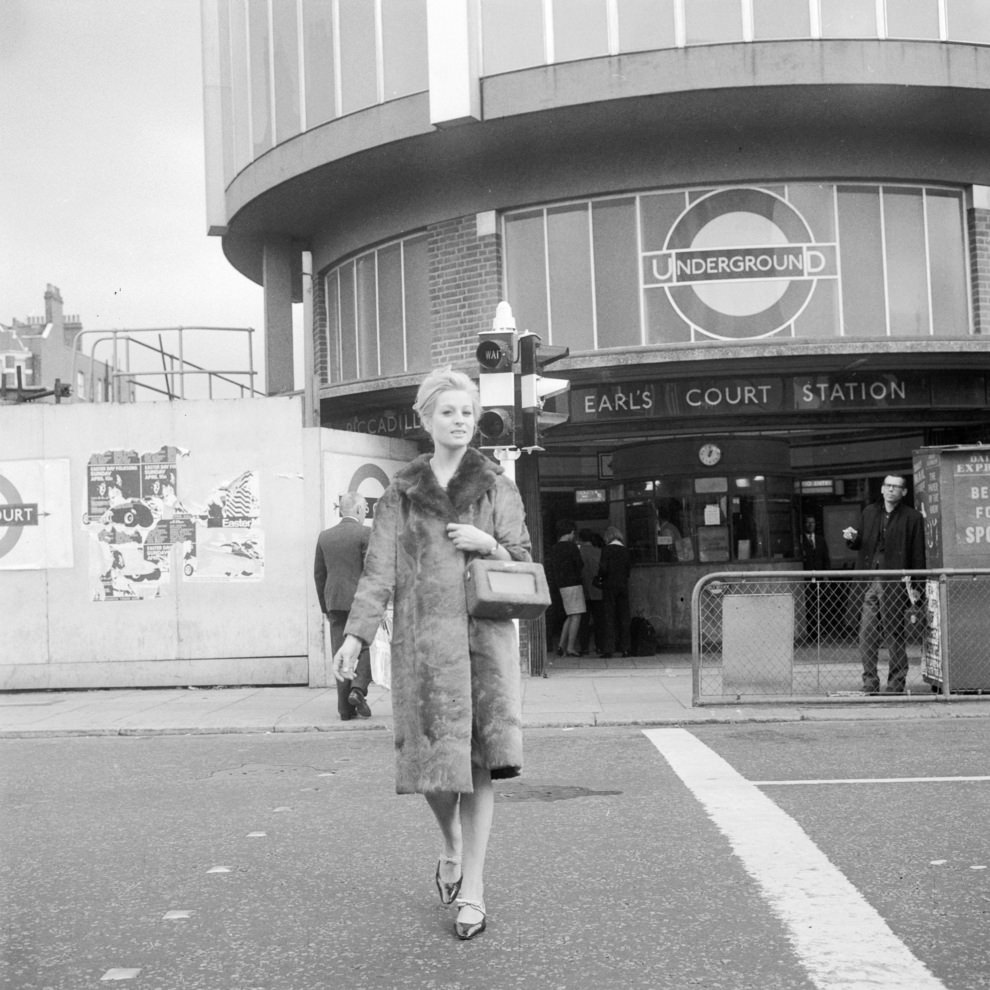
[1,0,298,397]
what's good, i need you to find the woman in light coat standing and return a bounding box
[334,367,531,941]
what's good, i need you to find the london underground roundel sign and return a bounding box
[643,188,837,339]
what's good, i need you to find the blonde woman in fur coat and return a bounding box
[333,367,531,941]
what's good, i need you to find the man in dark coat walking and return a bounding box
[314,492,373,720]
[843,475,926,694]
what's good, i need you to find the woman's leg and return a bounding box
[458,766,494,916]
[562,614,581,654]
[425,790,463,886]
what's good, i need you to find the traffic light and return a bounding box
[476,302,517,448]
[518,332,570,451]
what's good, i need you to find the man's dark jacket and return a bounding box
[846,501,925,571]
[314,517,370,613]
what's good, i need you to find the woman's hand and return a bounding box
[446,523,499,557]
[333,634,364,682]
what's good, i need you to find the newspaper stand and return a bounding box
[913,445,990,691]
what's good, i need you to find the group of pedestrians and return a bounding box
[546,519,632,658]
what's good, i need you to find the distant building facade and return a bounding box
[2,285,115,403]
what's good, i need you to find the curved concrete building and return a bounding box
[202,0,990,645]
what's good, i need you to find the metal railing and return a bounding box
[692,569,990,705]
[71,326,262,402]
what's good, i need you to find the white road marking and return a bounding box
[100,970,141,981]
[754,775,990,786]
[644,728,947,990]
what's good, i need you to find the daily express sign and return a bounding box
[643,187,838,338]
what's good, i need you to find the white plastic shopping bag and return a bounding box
[369,608,392,690]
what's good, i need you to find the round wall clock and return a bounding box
[698,443,722,466]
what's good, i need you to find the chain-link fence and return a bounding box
[692,569,990,704]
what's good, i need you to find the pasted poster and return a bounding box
[85,446,263,601]
[0,458,73,570]
[188,469,263,581]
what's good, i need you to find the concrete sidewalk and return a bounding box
[2,657,988,738]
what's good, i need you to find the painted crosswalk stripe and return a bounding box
[644,728,946,990]
[754,775,990,786]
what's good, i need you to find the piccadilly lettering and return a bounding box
[332,409,419,437]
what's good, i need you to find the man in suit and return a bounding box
[843,475,926,694]
[801,515,830,571]
[314,492,373,720]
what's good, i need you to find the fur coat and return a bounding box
[344,447,530,795]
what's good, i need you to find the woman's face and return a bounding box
[424,389,475,452]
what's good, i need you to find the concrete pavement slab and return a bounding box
[1,664,988,737]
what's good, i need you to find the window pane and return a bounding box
[325,271,341,383]
[885,0,940,39]
[338,264,357,380]
[946,0,990,43]
[752,0,811,40]
[339,0,377,115]
[383,0,428,100]
[303,0,335,128]
[883,189,929,336]
[229,0,252,171]
[547,205,594,349]
[504,210,549,338]
[355,254,379,377]
[248,0,272,157]
[552,0,609,63]
[685,0,744,45]
[402,235,431,372]
[926,190,969,335]
[836,188,886,336]
[272,0,300,143]
[482,0,545,74]
[819,0,877,38]
[617,0,676,52]
[377,243,405,375]
[216,0,236,185]
[593,198,641,348]
[793,278,840,339]
[645,287,692,343]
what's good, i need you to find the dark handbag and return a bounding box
[464,557,551,620]
[591,573,603,590]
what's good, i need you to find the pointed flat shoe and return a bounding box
[435,857,462,906]
[454,899,486,940]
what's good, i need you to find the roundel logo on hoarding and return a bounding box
[643,188,837,339]
[0,474,37,560]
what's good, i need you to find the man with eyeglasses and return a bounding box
[842,475,926,694]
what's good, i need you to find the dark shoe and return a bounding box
[599,653,613,659]
[339,714,353,721]
[883,686,905,694]
[435,857,462,906]
[454,900,486,940]
[348,689,371,718]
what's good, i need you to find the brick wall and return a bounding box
[428,214,503,369]
[313,273,329,384]
[969,207,989,335]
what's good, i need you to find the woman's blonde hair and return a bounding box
[413,366,481,428]
[604,525,625,544]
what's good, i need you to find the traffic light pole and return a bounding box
[516,449,547,677]
[478,303,569,678]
